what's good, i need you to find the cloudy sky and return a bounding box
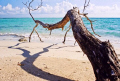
[0,0,120,18]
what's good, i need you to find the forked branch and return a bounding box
[23,0,43,42]
[83,0,90,13]
[79,13,100,37]
[83,14,101,37]
[23,0,42,22]
[81,0,100,37]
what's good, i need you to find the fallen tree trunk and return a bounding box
[68,7,120,81]
[34,7,120,81]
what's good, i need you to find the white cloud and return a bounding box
[41,4,53,13]
[36,2,120,17]
[1,2,120,17]
[4,3,21,11]
[54,1,75,14]
[85,3,120,17]
[1,3,28,15]
[3,3,13,11]
[15,7,20,11]
[20,7,28,14]
[36,1,76,15]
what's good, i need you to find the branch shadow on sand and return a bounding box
[8,43,73,81]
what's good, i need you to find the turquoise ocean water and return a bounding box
[0,18,120,46]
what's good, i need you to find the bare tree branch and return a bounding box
[35,14,69,30]
[79,13,100,37]
[23,0,43,42]
[29,23,39,42]
[49,30,52,35]
[62,24,71,44]
[81,0,100,37]
[84,14,101,37]
[23,0,42,22]
[35,29,43,42]
[83,0,90,13]
[74,41,77,46]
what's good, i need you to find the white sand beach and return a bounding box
[0,39,120,81]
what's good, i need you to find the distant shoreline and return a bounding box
[1,17,120,19]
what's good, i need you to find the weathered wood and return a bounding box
[35,29,43,42]
[62,24,71,44]
[68,7,120,81]
[29,23,44,42]
[28,13,69,43]
[35,14,69,30]
[23,0,44,42]
[28,6,120,80]
[28,13,70,42]
[38,7,120,81]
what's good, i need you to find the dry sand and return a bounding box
[0,40,120,81]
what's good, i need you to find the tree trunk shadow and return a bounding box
[8,43,73,81]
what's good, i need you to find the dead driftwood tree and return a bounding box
[23,0,120,81]
[23,0,69,43]
[23,0,43,42]
[69,8,120,81]
[23,0,99,44]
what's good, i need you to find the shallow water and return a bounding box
[0,18,120,47]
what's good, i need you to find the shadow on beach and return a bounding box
[8,43,73,81]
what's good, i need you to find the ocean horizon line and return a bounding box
[1,17,120,19]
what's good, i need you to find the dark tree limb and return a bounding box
[83,14,101,37]
[35,14,70,30]
[34,14,70,43]
[68,7,120,81]
[78,13,101,37]
[37,7,120,81]
[83,0,90,13]
[81,0,100,37]
[29,23,39,42]
[28,13,69,42]
[35,10,100,44]
[62,24,71,44]
[35,29,43,42]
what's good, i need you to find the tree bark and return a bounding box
[35,7,120,81]
[68,7,120,81]
[35,14,69,30]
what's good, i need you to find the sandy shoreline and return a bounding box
[0,40,120,81]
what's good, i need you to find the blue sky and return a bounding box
[0,0,120,18]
